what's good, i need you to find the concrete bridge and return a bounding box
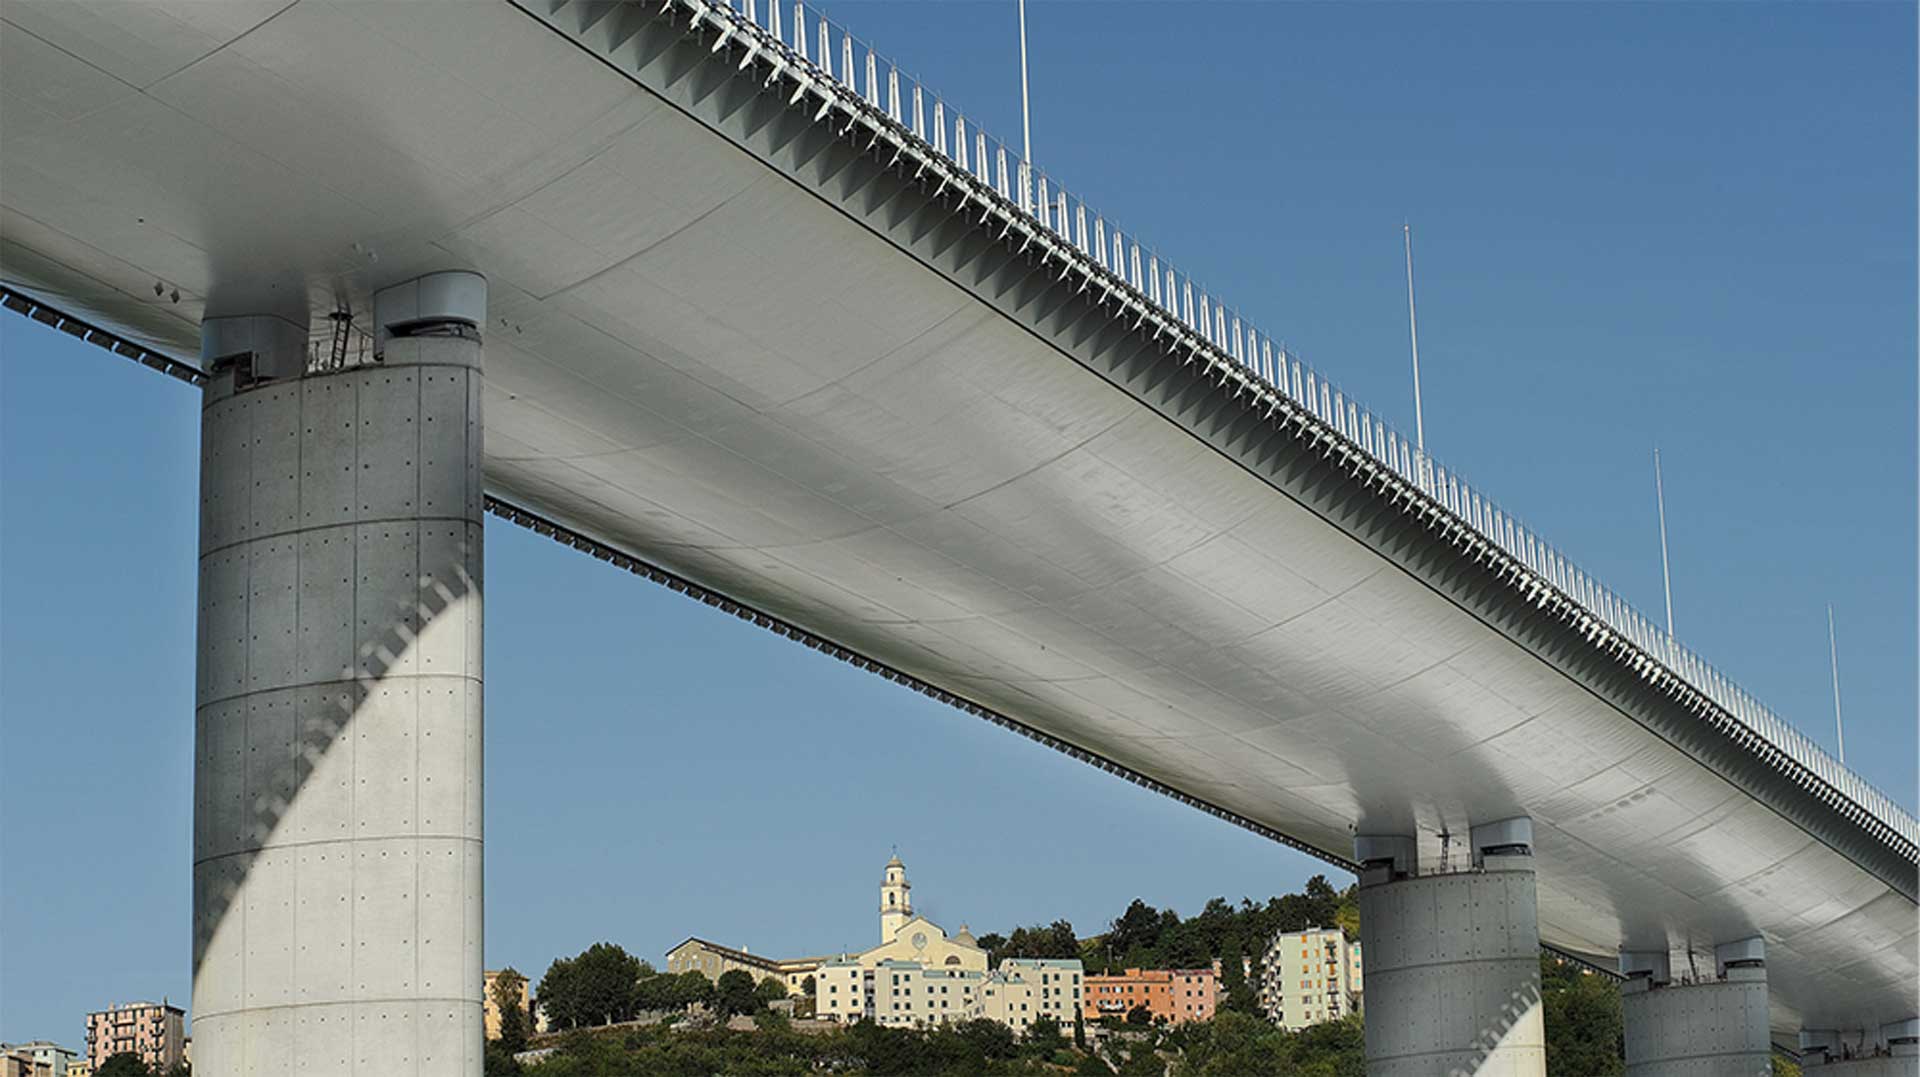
[1,0,1913,1072]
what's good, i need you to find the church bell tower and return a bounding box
[880,853,912,942]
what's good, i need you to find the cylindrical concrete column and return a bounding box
[1801,1019,1920,1074]
[193,273,486,1076]
[1619,937,1769,1077]
[1355,818,1546,1077]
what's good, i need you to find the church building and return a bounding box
[671,854,988,1003]
[858,853,989,973]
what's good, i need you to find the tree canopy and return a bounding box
[537,943,647,1029]
[980,920,1080,966]
[491,966,531,1053]
[1075,877,1355,976]
[95,1056,155,1077]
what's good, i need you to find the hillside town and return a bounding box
[638,854,1361,1038]
[6,854,1829,1076]
[4,855,1371,1077]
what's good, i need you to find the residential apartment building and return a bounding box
[1257,926,1362,1030]
[816,954,1083,1037]
[2,1041,77,1077]
[1083,967,1217,1025]
[869,960,986,1028]
[83,1002,184,1072]
[979,959,1082,1035]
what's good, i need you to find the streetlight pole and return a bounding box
[1017,0,1032,162]
[1404,223,1428,488]
[1827,604,1846,764]
[1655,448,1675,638]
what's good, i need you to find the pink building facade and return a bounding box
[85,1002,184,1072]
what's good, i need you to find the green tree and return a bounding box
[1107,900,1166,959]
[993,919,1082,965]
[96,1056,153,1077]
[1125,1004,1154,1026]
[669,969,714,1009]
[1076,1048,1116,1076]
[490,966,531,1052]
[753,975,789,1008]
[956,1017,1018,1060]
[1218,940,1257,1015]
[537,942,644,1028]
[632,970,671,1013]
[482,1041,521,1077]
[1026,1014,1067,1056]
[1541,956,1623,1077]
[801,974,817,998]
[753,1007,791,1032]
[1115,1036,1168,1076]
[714,968,761,1016]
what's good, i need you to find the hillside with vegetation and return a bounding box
[495,879,1810,1076]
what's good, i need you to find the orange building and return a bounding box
[1082,968,1217,1025]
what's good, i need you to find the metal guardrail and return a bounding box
[665,0,1916,850]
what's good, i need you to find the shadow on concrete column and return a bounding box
[1356,818,1547,1077]
[192,273,486,1076]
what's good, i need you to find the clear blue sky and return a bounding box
[2,0,1913,1049]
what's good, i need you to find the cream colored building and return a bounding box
[859,855,990,974]
[483,969,534,1040]
[664,938,827,996]
[676,854,988,1003]
[817,954,1082,1037]
[0,1042,77,1077]
[867,960,987,1028]
[702,852,1079,1037]
[1258,926,1363,1030]
[979,958,1082,1035]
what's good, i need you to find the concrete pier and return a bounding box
[1355,818,1546,1077]
[192,273,487,1076]
[1801,1020,1920,1075]
[1619,938,1769,1077]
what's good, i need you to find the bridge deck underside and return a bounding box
[1,0,1912,1034]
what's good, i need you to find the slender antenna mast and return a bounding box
[1827,604,1846,764]
[1404,223,1426,462]
[1655,448,1675,637]
[1016,0,1032,162]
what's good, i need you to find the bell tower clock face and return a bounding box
[912,932,928,951]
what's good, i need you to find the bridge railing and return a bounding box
[692,0,1917,850]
